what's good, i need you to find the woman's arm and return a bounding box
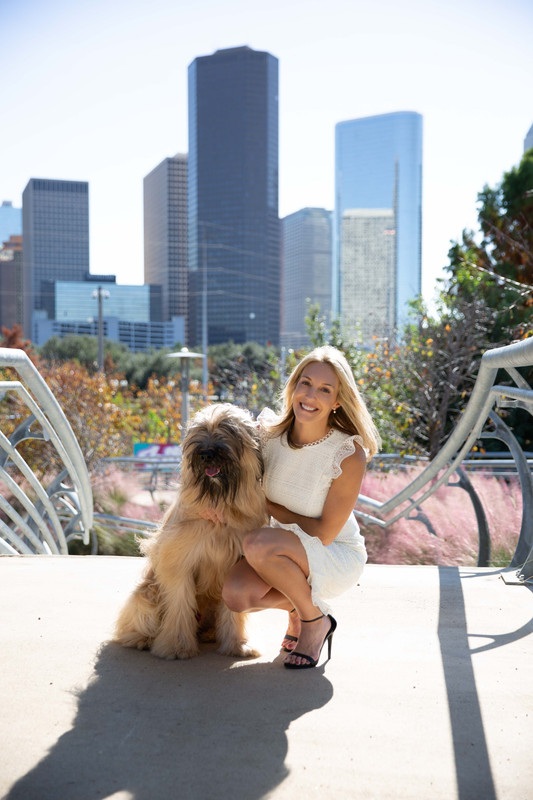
[266,446,367,546]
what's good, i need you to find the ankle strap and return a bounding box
[300,614,325,623]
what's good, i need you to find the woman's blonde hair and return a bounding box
[267,346,381,461]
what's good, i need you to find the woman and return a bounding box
[222,345,381,670]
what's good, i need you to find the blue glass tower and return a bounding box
[188,46,280,346]
[334,112,423,332]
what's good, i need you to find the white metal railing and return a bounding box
[0,348,93,554]
[1,338,532,579]
[355,337,533,582]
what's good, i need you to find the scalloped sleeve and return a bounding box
[257,407,280,446]
[331,434,367,478]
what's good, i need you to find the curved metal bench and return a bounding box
[0,348,94,554]
[355,337,533,582]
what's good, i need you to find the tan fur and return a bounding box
[114,404,268,659]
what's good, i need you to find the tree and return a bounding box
[372,296,494,458]
[0,324,37,361]
[39,334,129,371]
[444,150,533,452]
[208,341,282,411]
[446,148,533,342]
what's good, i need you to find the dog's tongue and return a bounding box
[205,466,220,477]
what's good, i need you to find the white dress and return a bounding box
[259,408,368,614]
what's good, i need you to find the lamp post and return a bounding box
[167,348,206,435]
[92,286,110,371]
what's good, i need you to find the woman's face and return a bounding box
[292,361,340,428]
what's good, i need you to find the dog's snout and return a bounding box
[200,447,216,462]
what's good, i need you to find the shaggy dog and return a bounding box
[114,403,268,660]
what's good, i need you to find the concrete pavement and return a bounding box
[0,555,531,800]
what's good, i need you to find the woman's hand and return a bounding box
[266,498,296,524]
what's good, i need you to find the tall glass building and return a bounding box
[188,46,280,346]
[22,178,89,338]
[144,154,188,327]
[341,210,396,345]
[281,207,332,350]
[41,280,161,324]
[334,112,422,335]
[33,279,185,351]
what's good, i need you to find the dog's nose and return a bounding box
[200,448,216,462]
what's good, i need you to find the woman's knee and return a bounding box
[221,566,259,612]
[242,528,276,564]
[221,580,248,612]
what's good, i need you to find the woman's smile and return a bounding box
[292,361,340,440]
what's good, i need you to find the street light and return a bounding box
[92,286,110,371]
[167,347,206,435]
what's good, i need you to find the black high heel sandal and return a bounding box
[284,613,337,669]
[281,608,298,652]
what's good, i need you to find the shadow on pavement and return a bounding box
[6,641,333,800]
[438,566,496,800]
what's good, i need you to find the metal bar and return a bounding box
[0,348,93,535]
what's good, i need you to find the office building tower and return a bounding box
[34,279,185,351]
[524,123,533,153]
[0,201,22,244]
[334,111,422,336]
[0,235,23,330]
[188,46,280,347]
[40,279,161,324]
[281,207,332,349]
[22,178,89,338]
[144,154,188,327]
[341,210,396,344]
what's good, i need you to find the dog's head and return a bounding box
[180,404,263,506]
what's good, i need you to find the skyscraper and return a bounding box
[341,210,396,345]
[281,207,332,350]
[188,46,280,347]
[144,154,188,327]
[334,111,422,337]
[0,201,22,244]
[22,178,89,338]
[0,235,23,330]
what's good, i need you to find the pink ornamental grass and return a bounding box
[358,468,522,567]
[91,467,175,524]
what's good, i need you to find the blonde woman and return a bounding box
[222,346,381,670]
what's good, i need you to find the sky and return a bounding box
[2,0,532,304]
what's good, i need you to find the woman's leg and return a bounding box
[240,527,333,666]
[222,554,292,613]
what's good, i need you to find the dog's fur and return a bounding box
[114,403,268,659]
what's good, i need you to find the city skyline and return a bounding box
[1,0,532,307]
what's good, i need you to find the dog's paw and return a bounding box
[150,640,201,660]
[218,642,261,659]
[115,632,152,651]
